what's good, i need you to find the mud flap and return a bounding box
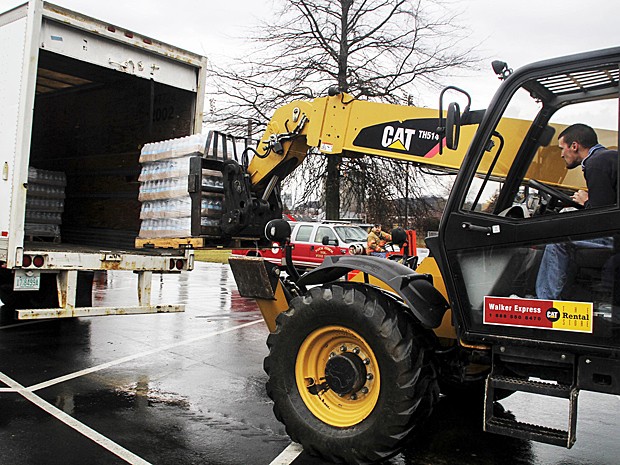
[297,255,450,328]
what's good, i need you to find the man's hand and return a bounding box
[572,189,588,206]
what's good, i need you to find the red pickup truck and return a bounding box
[231,221,369,269]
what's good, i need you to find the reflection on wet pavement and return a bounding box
[1,261,620,465]
[383,391,620,465]
[91,262,260,318]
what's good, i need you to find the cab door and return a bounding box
[437,57,620,350]
[290,223,315,268]
[311,225,339,264]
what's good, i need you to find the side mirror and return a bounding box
[539,124,556,147]
[437,85,471,154]
[321,236,337,245]
[445,102,461,150]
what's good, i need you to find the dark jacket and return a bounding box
[583,148,618,208]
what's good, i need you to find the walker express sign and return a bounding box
[484,296,593,333]
[352,119,442,157]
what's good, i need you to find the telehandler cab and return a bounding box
[225,47,620,464]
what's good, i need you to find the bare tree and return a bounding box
[287,152,455,233]
[208,0,478,220]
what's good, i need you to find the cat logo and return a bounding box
[352,118,441,157]
[382,126,417,151]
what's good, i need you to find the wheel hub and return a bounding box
[324,352,367,395]
[295,325,380,427]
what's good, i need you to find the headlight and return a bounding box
[349,244,365,255]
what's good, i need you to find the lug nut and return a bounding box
[329,352,336,358]
[363,358,370,365]
[361,387,369,394]
[367,373,374,380]
[350,394,357,400]
[340,345,347,352]
[353,347,360,354]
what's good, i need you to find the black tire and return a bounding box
[264,282,439,464]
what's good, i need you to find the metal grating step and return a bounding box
[485,374,579,448]
[486,417,570,447]
[489,375,574,398]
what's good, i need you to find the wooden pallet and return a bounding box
[135,236,262,250]
[135,237,206,249]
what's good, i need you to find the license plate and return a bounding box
[14,270,41,291]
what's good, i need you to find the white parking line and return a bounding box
[0,319,264,463]
[0,371,152,465]
[28,319,263,391]
[269,442,303,465]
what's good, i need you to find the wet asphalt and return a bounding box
[0,261,618,465]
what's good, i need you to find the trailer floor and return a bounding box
[0,262,619,465]
[22,240,184,256]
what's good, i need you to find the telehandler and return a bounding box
[192,47,620,463]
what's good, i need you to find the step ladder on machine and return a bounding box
[483,348,579,448]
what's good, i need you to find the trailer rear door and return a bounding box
[0,1,41,264]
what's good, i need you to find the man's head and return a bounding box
[558,123,598,169]
[372,224,382,233]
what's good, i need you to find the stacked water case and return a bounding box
[137,134,225,239]
[25,168,66,240]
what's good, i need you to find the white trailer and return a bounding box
[0,0,208,319]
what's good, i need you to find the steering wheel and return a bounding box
[528,179,584,211]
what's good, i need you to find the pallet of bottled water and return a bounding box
[139,133,208,163]
[137,134,225,238]
[25,167,66,240]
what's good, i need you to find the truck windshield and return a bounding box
[334,226,368,243]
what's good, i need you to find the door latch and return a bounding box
[461,222,500,235]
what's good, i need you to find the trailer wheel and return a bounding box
[264,282,439,464]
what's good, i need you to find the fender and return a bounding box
[297,255,450,328]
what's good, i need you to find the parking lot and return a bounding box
[1,261,619,464]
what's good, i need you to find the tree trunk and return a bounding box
[325,156,340,219]
[324,0,353,220]
[210,0,478,223]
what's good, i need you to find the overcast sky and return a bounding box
[5,0,620,110]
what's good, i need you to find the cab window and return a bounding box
[295,225,313,242]
[462,83,618,218]
[315,226,337,243]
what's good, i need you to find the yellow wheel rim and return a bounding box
[296,325,380,427]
